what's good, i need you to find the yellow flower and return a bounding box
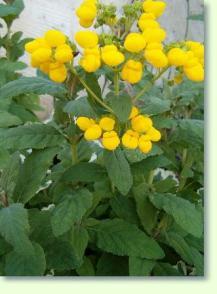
[147,127,161,142]
[131,115,153,133]
[146,42,163,50]
[143,0,166,18]
[101,45,125,67]
[143,27,166,43]
[138,135,152,153]
[40,62,50,74]
[84,124,102,141]
[138,13,159,31]
[122,130,139,149]
[76,117,95,131]
[45,30,66,47]
[184,51,199,68]
[75,31,98,48]
[167,48,188,66]
[49,64,67,83]
[186,41,204,59]
[80,48,101,73]
[102,131,120,151]
[121,60,143,84]
[129,106,139,119]
[25,37,50,53]
[31,47,52,64]
[145,49,168,68]
[184,64,204,82]
[55,44,73,63]
[124,33,146,53]
[76,0,97,28]
[99,117,116,131]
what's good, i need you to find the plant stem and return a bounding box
[71,144,78,164]
[70,67,114,114]
[114,70,119,96]
[148,170,155,186]
[133,67,169,102]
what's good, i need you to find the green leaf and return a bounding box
[90,219,164,259]
[0,110,22,127]
[96,253,128,276]
[124,144,163,163]
[51,189,93,236]
[108,94,132,122]
[0,59,26,72]
[129,257,156,276]
[0,204,33,254]
[0,147,10,169]
[133,184,157,234]
[190,247,204,276]
[70,226,89,267]
[0,123,65,150]
[63,96,96,118]
[165,232,194,265]
[5,242,46,276]
[0,152,21,199]
[104,149,133,195]
[76,256,95,276]
[0,77,67,101]
[153,262,182,276]
[61,162,107,184]
[110,195,139,225]
[149,193,203,238]
[0,0,24,18]
[140,96,171,115]
[13,148,58,204]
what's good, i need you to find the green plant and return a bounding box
[0,0,204,276]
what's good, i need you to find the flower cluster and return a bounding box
[25,30,73,83]
[76,106,161,153]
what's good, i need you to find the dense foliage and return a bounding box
[0,0,204,276]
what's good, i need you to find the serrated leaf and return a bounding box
[51,189,93,236]
[0,77,67,101]
[0,0,24,18]
[108,94,132,122]
[90,219,164,259]
[124,144,163,163]
[129,257,156,276]
[0,123,65,150]
[5,242,46,276]
[13,148,58,203]
[76,256,95,276]
[140,96,171,115]
[104,149,133,195]
[0,110,22,127]
[0,59,26,72]
[0,204,33,254]
[70,226,89,267]
[110,195,139,224]
[63,96,96,117]
[153,262,182,276]
[149,193,203,238]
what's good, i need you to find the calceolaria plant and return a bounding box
[0,0,204,276]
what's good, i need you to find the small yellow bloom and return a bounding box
[99,117,116,131]
[146,42,163,51]
[167,48,188,66]
[122,130,139,149]
[143,0,166,18]
[45,30,66,47]
[186,41,204,59]
[25,38,50,53]
[145,49,168,68]
[75,31,98,49]
[131,115,153,133]
[184,64,204,82]
[101,45,125,67]
[102,131,120,151]
[76,117,95,131]
[147,127,161,142]
[124,33,146,53]
[31,47,52,64]
[84,124,102,141]
[55,44,73,63]
[121,60,143,84]
[80,53,101,73]
[49,64,67,83]
[40,62,50,74]
[143,27,166,43]
[138,13,159,31]
[76,1,97,28]
[138,136,152,153]
[129,106,139,119]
